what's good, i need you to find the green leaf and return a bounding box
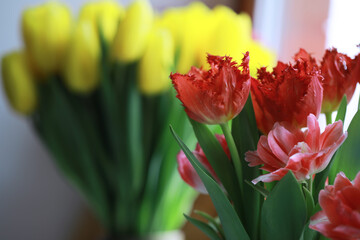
[335,96,347,122]
[261,171,307,240]
[329,108,360,182]
[126,66,144,195]
[189,119,242,215]
[245,180,269,198]
[300,221,319,240]
[170,126,250,240]
[313,159,332,205]
[314,95,345,199]
[195,210,225,238]
[184,215,221,240]
[36,79,111,229]
[319,235,331,240]
[303,186,315,219]
[232,95,261,239]
[232,95,259,154]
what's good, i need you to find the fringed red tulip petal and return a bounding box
[320,48,357,113]
[245,114,347,183]
[350,52,360,85]
[177,135,229,194]
[251,49,323,134]
[310,172,360,239]
[295,48,359,114]
[171,53,251,124]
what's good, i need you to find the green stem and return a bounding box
[220,123,244,196]
[325,112,332,125]
[307,176,313,195]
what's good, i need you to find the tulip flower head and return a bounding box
[2,51,37,114]
[170,53,251,125]
[22,1,72,77]
[63,20,100,94]
[79,1,125,44]
[177,135,229,194]
[138,27,174,95]
[350,52,360,85]
[245,114,347,183]
[310,172,360,239]
[112,0,153,63]
[198,6,252,69]
[175,2,211,74]
[294,48,359,114]
[251,51,323,134]
[320,49,358,113]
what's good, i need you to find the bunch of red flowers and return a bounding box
[170,48,360,240]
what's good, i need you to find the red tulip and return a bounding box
[350,52,360,85]
[310,172,360,240]
[293,48,318,73]
[170,53,251,124]
[251,50,323,134]
[177,134,230,194]
[295,48,359,114]
[320,49,356,113]
[245,114,347,183]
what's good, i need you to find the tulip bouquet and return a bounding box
[1,0,275,239]
[170,48,360,240]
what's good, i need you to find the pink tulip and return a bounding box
[245,114,347,183]
[177,134,230,194]
[310,172,360,240]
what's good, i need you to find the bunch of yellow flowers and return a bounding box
[2,0,275,115]
[1,1,277,237]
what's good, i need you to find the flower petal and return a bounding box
[251,50,323,134]
[353,172,360,190]
[245,150,262,167]
[256,135,285,169]
[305,114,321,151]
[267,122,302,162]
[252,168,289,184]
[171,54,251,124]
[320,120,346,149]
[320,48,356,113]
[177,150,207,194]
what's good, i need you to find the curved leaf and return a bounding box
[261,172,307,240]
[170,126,250,240]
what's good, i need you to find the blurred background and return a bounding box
[0,0,359,239]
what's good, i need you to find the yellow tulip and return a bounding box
[22,2,72,77]
[199,7,253,68]
[63,21,100,94]
[173,2,211,74]
[79,1,125,44]
[248,42,276,77]
[112,0,153,63]
[155,7,185,49]
[1,51,37,114]
[138,28,174,95]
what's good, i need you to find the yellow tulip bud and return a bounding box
[63,21,100,94]
[199,8,253,68]
[174,2,211,73]
[156,8,185,49]
[79,1,125,44]
[2,51,37,114]
[248,42,276,77]
[138,28,174,95]
[112,0,153,63]
[22,2,72,77]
